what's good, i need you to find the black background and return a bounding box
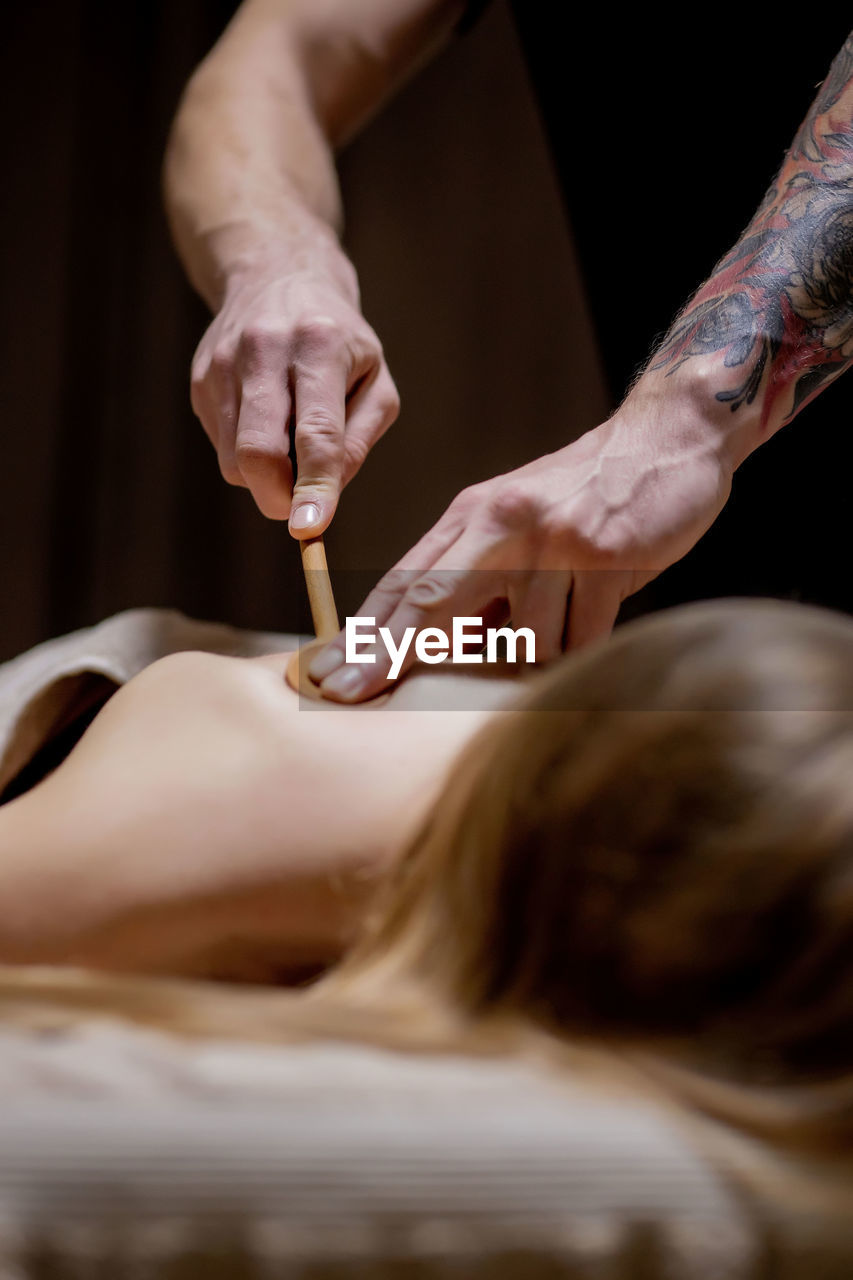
[512,6,853,617]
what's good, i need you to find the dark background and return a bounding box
[531,9,853,623]
[1,1,851,663]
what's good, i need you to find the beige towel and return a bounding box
[0,607,301,793]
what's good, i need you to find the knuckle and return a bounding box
[209,346,234,382]
[298,407,340,440]
[487,483,543,532]
[405,572,455,612]
[448,483,484,517]
[235,434,285,475]
[374,568,411,598]
[239,324,284,365]
[294,313,344,355]
[564,517,628,569]
[190,353,208,389]
[588,525,630,567]
[296,416,344,477]
[358,331,383,365]
[537,506,573,549]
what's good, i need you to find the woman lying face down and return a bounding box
[1,597,853,1174]
[0,639,518,979]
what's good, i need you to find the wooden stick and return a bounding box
[288,536,387,704]
[299,535,339,640]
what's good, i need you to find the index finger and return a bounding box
[288,359,349,538]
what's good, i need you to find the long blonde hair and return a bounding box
[3,598,853,1170]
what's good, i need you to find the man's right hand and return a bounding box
[190,257,400,534]
[165,0,465,532]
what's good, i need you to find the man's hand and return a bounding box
[164,0,465,534]
[191,260,400,533]
[309,28,853,700]
[308,379,738,700]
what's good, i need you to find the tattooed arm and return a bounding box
[652,32,853,441]
[310,33,853,701]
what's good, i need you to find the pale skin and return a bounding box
[0,651,515,982]
[163,0,465,524]
[165,4,853,697]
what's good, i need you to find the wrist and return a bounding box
[622,357,762,475]
[201,212,359,312]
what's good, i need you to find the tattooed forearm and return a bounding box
[652,31,853,430]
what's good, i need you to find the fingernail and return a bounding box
[321,665,367,700]
[290,502,321,533]
[308,646,345,681]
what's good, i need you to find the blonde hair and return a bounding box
[3,598,853,1183]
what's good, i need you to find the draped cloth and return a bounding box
[0,608,298,798]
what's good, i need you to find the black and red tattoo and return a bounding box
[652,32,853,430]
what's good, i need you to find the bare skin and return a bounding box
[310,30,853,700]
[164,0,465,526]
[0,650,516,983]
[166,7,853,691]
